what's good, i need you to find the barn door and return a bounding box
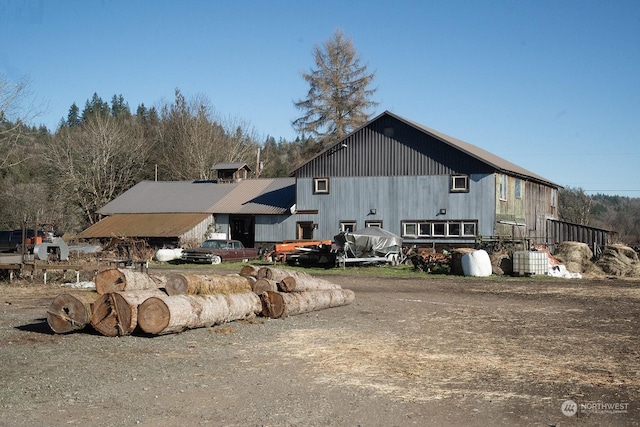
[297,222,314,240]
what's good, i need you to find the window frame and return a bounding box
[515,178,522,199]
[313,177,330,194]
[499,174,508,201]
[340,221,357,233]
[365,220,383,228]
[450,174,470,193]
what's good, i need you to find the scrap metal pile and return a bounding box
[46,266,354,336]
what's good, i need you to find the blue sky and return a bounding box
[2,0,639,196]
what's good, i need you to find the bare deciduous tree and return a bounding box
[46,113,148,225]
[0,74,43,171]
[156,89,258,180]
[293,29,378,148]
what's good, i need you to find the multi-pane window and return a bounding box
[402,220,478,238]
[313,177,330,194]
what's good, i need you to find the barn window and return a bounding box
[499,174,508,200]
[515,179,522,199]
[418,222,431,236]
[365,220,383,228]
[313,177,330,194]
[450,175,469,192]
[551,188,557,207]
[402,222,417,237]
[340,221,356,232]
[463,222,477,236]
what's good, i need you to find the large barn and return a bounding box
[80,111,608,252]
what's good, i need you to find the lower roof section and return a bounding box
[78,213,211,238]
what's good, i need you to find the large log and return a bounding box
[95,269,166,295]
[165,273,253,296]
[278,272,342,292]
[137,292,262,335]
[239,265,260,278]
[47,292,97,334]
[90,289,166,337]
[252,278,279,294]
[260,289,355,319]
[256,266,293,282]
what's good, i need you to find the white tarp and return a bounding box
[334,227,402,259]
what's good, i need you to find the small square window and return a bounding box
[340,221,356,232]
[313,177,329,194]
[418,223,431,236]
[402,222,417,237]
[432,223,446,236]
[463,222,477,236]
[450,175,469,192]
[448,223,461,236]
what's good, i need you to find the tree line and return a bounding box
[1,29,638,247]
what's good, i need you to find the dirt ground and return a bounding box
[0,267,638,427]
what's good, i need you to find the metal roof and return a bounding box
[290,110,559,187]
[212,162,252,171]
[78,213,211,238]
[98,178,296,215]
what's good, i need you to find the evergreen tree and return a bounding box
[67,102,81,127]
[293,29,378,149]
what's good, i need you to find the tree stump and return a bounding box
[260,289,355,319]
[137,292,262,335]
[90,289,166,337]
[95,268,166,295]
[47,292,97,334]
[164,273,253,296]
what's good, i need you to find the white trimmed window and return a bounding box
[402,220,478,238]
[450,175,469,192]
[340,221,356,232]
[313,177,329,194]
[499,174,508,200]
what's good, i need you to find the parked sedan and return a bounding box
[180,239,257,264]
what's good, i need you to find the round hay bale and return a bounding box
[489,251,511,276]
[553,242,593,274]
[595,244,640,277]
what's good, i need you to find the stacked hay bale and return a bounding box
[595,244,640,277]
[553,242,604,277]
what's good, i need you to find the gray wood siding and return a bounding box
[296,116,494,178]
[255,214,298,242]
[295,175,495,240]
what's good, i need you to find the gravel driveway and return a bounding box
[0,269,638,426]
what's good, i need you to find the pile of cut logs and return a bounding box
[46,266,354,337]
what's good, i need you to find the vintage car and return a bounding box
[180,239,257,264]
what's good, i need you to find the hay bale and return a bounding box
[553,242,593,274]
[595,244,640,277]
[489,251,512,276]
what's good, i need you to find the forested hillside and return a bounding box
[0,91,319,232]
[559,187,640,246]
